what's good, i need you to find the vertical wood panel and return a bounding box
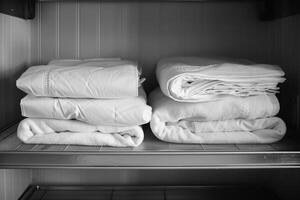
[79,2,100,58]
[159,3,184,58]
[0,170,5,200]
[119,3,139,60]
[261,15,300,132]
[100,3,123,57]
[41,3,58,63]
[0,169,32,200]
[59,2,77,59]
[30,3,40,65]
[0,14,5,129]
[177,3,201,56]
[35,1,275,65]
[138,3,161,91]
[2,15,12,128]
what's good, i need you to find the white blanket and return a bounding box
[149,89,286,144]
[20,88,152,126]
[157,57,285,102]
[18,118,144,147]
[16,60,140,98]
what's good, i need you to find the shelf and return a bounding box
[19,185,280,200]
[38,0,260,2]
[1,124,300,169]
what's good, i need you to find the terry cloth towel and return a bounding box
[157,57,285,102]
[20,88,152,126]
[17,118,144,147]
[149,89,286,144]
[16,60,140,99]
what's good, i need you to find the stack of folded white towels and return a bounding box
[149,57,286,144]
[16,58,152,147]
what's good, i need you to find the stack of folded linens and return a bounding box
[16,58,152,147]
[149,57,286,144]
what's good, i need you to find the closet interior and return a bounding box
[0,0,300,199]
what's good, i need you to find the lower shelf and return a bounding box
[20,185,280,200]
[0,124,300,169]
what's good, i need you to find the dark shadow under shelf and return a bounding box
[0,124,300,169]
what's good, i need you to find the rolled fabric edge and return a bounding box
[17,118,144,147]
[150,115,286,144]
[20,87,152,126]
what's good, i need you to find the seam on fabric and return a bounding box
[45,68,52,96]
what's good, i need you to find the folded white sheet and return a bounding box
[18,118,144,147]
[16,60,140,98]
[48,58,122,66]
[149,89,286,144]
[157,57,285,102]
[48,59,146,87]
[20,88,152,126]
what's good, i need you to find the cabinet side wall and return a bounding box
[0,13,32,131]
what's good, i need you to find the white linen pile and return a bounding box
[150,57,286,144]
[16,58,152,147]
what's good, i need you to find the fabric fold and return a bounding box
[48,58,122,66]
[16,60,140,98]
[157,57,285,102]
[20,88,152,126]
[18,118,144,147]
[149,89,286,144]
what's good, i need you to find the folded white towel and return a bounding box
[149,89,286,144]
[16,60,139,98]
[18,118,144,147]
[20,88,152,126]
[157,57,285,102]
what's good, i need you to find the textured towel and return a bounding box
[16,60,140,98]
[149,89,286,144]
[157,57,285,102]
[17,118,144,147]
[20,88,152,126]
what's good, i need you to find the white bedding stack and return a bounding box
[150,57,286,144]
[16,58,152,147]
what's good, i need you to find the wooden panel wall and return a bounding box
[0,169,32,200]
[0,13,31,131]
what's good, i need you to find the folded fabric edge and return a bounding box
[150,115,286,144]
[17,118,144,147]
